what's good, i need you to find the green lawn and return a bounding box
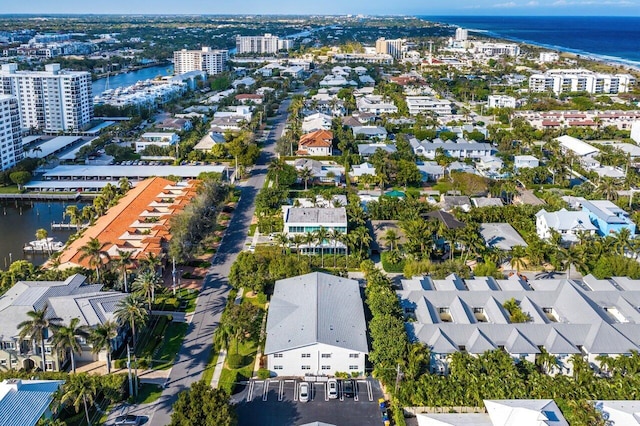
[153,322,189,370]
[248,223,257,236]
[201,345,219,385]
[0,185,21,193]
[136,383,163,404]
[218,340,257,395]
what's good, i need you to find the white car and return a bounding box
[299,382,310,402]
[327,379,338,399]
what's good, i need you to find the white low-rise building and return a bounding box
[406,96,453,116]
[135,132,180,153]
[514,155,539,169]
[556,135,600,168]
[264,272,368,377]
[356,95,398,115]
[488,95,517,109]
[529,69,635,95]
[535,208,597,243]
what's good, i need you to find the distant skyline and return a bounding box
[2,0,639,17]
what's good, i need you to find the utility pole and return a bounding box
[127,344,133,397]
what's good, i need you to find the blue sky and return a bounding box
[3,0,639,16]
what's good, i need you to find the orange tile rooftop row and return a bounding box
[57,177,200,270]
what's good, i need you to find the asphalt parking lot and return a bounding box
[234,378,385,426]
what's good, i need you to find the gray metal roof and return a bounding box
[285,207,347,225]
[479,223,528,251]
[264,272,368,354]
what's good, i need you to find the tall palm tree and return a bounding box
[118,177,131,194]
[140,252,162,274]
[598,177,618,201]
[291,234,304,259]
[64,205,82,232]
[328,229,343,268]
[133,271,161,311]
[79,237,106,283]
[18,305,61,372]
[115,249,134,293]
[303,231,316,256]
[383,229,400,251]
[509,246,527,273]
[314,227,330,267]
[89,321,118,374]
[115,295,148,348]
[298,167,314,190]
[60,373,98,426]
[613,228,633,256]
[267,159,286,187]
[52,318,88,373]
[274,233,290,255]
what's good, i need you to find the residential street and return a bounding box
[141,97,291,426]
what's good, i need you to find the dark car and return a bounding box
[343,379,355,398]
[114,415,142,426]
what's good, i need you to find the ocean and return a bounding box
[424,16,640,68]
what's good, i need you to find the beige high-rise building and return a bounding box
[375,37,405,60]
[0,63,92,133]
[235,34,292,54]
[0,95,22,171]
[173,47,228,76]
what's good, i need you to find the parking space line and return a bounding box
[339,381,344,401]
[278,380,284,401]
[354,381,359,402]
[247,381,255,401]
[366,381,373,401]
[293,380,298,401]
[262,380,269,401]
[324,383,329,401]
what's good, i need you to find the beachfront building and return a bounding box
[405,96,454,116]
[539,52,560,63]
[471,42,520,57]
[0,379,66,426]
[264,272,368,377]
[0,63,92,133]
[529,69,636,95]
[57,177,200,270]
[173,47,228,76]
[235,34,292,54]
[399,274,640,377]
[535,208,598,243]
[0,274,127,372]
[375,37,406,59]
[0,95,22,171]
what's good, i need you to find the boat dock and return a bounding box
[51,222,79,230]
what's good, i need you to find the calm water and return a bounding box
[92,64,174,96]
[427,16,640,67]
[0,200,85,267]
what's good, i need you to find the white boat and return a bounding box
[24,238,65,253]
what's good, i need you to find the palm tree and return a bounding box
[298,167,314,190]
[79,237,107,283]
[509,246,527,273]
[18,305,61,372]
[115,249,134,293]
[60,373,98,426]
[613,228,633,256]
[314,227,330,267]
[140,252,162,274]
[274,233,290,255]
[267,159,286,187]
[291,234,304,259]
[89,321,118,374]
[598,177,618,201]
[118,177,131,194]
[64,205,82,231]
[52,318,88,373]
[303,231,316,256]
[133,271,161,311]
[114,295,148,348]
[383,229,400,251]
[328,229,343,268]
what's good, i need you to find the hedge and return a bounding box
[381,252,406,273]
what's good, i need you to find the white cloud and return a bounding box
[493,1,517,6]
[526,0,539,5]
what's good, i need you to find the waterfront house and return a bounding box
[264,272,368,377]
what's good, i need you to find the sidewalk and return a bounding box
[210,349,227,389]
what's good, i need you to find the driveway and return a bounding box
[144,98,292,426]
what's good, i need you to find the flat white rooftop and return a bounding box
[25,136,84,158]
[42,164,227,179]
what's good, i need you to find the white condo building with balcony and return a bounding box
[173,47,228,76]
[0,63,92,133]
[235,34,292,54]
[529,69,636,95]
[0,95,22,171]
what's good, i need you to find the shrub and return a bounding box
[334,371,349,379]
[226,354,247,369]
[381,251,406,273]
[257,368,271,379]
[114,359,127,369]
[256,293,267,304]
[221,370,238,395]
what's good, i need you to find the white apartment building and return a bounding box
[135,132,180,153]
[356,95,398,115]
[0,63,92,133]
[539,52,560,63]
[455,28,468,41]
[235,34,292,54]
[375,37,405,59]
[405,96,453,116]
[173,47,228,76]
[529,69,636,95]
[488,95,518,109]
[472,42,520,57]
[0,95,22,171]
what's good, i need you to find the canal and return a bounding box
[92,64,174,96]
[0,200,86,267]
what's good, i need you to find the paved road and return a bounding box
[145,98,291,426]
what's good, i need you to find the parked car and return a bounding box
[327,378,338,399]
[343,379,355,398]
[299,382,310,402]
[114,415,142,426]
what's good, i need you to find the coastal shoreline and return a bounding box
[429,19,640,74]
